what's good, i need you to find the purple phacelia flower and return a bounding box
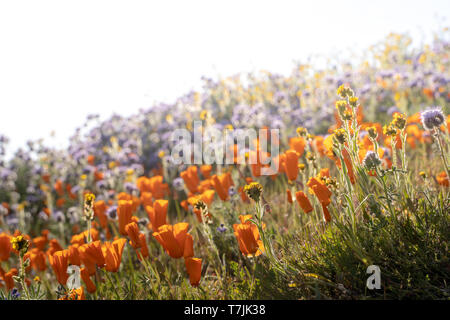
[420,107,445,130]
[217,224,227,233]
[106,206,118,220]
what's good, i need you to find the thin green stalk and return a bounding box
[105,270,121,299]
[434,128,450,179]
[18,253,31,300]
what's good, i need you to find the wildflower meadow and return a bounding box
[0,29,449,301]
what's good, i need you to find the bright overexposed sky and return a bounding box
[0,0,449,156]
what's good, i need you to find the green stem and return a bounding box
[19,253,31,300]
[105,270,121,300]
[434,128,450,179]
[87,219,92,243]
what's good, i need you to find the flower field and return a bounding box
[0,30,449,300]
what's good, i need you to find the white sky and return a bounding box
[0,0,449,156]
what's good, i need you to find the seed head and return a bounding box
[349,96,359,108]
[194,199,207,212]
[11,235,29,254]
[296,127,308,137]
[383,124,398,136]
[306,151,316,161]
[243,182,263,203]
[367,126,378,140]
[333,128,347,144]
[392,113,407,130]
[337,85,353,98]
[342,110,353,121]
[335,100,347,116]
[83,193,95,220]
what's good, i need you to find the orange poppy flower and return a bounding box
[3,268,18,290]
[407,112,421,124]
[436,171,449,187]
[211,174,229,201]
[67,184,77,200]
[118,200,134,236]
[406,124,422,140]
[0,265,4,287]
[149,175,169,199]
[125,222,141,249]
[54,180,64,196]
[406,136,417,149]
[200,189,215,205]
[32,235,47,251]
[233,222,264,257]
[102,238,126,272]
[323,134,337,160]
[140,192,153,208]
[188,191,215,222]
[79,240,105,269]
[197,179,214,193]
[24,248,47,272]
[239,186,250,202]
[322,204,331,223]
[49,250,69,285]
[184,257,202,287]
[333,149,356,184]
[0,233,11,261]
[307,178,332,205]
[80,267,96,293]
[344,151,356,184]
[70,233,86,246]
[46,239,63,257]
[289,137,307,157]
[256,149,273,178]
[183,233,194,258]
[42,173,50,183]
[87,154,95,165]
[153,223,193,259]
[181,166,200,194]
[67,245,81,266]
[318,168,330,178]
[284,149,299,182]
[286,189,293,204]
[423,87,434,99]
[136,176,152,193]
[248,150,263,177]
[43,207,51,218]
[180,200,189,211]
[136,234,149,261]
[200,165,212,179]
[117,193,141,212]
[238,214,266,230]
[186,195,199,207]
[312,135,326,156]
[56,198,66,208]
[93,200,108,229]
[211,172,234,201]
[93,170,104,183]
[145,199,168,231]
[228,143,242,164]
[295,191,313,213]
[59,287,85,300]
[41,229,50,238]
[81,228,99,243]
